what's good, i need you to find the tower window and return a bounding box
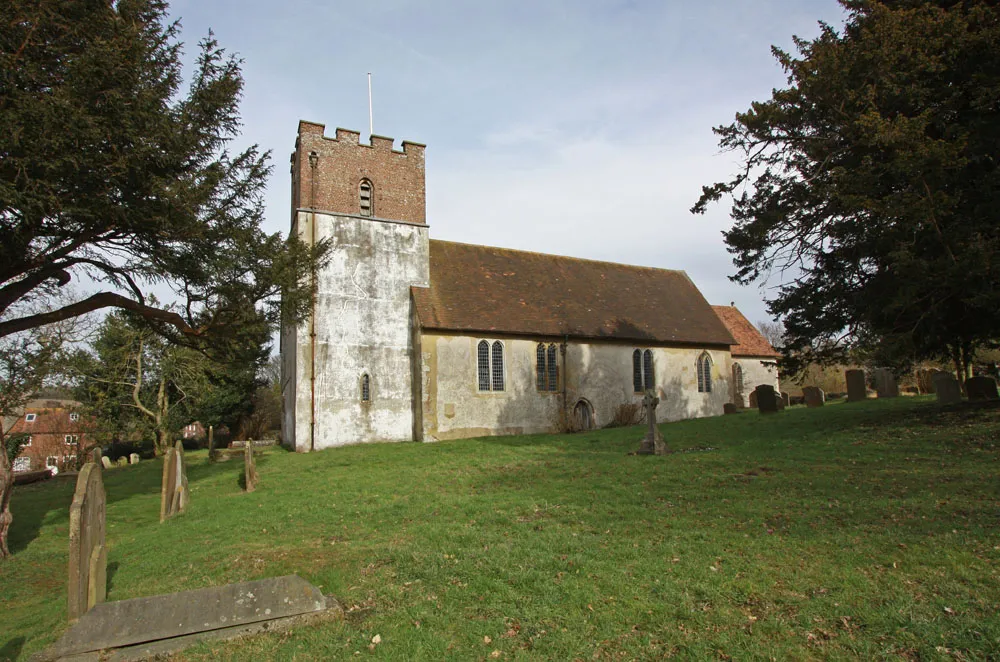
[633,349,654,392]
[359,179,374,217]
[361,373,371,402]
[697,352,713,393]
[477,340,506,392]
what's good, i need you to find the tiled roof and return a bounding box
[411,240,736,346]
[711,305,781,358]
[8,407,93,436]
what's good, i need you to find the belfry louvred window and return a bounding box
[359,179,373,217]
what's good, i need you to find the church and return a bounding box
[280,121,780,451]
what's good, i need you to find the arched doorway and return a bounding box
[574,399,594,431]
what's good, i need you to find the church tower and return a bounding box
[281,121,429,451]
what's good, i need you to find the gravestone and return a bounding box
[160,441,189,523]
[723,403,740,415]
[803,386,825,408]
[966,375,999,402]
[637,391,668,455]
[40,575,343,661]
[129,453,140,465]
[100,456,112,470]
[748,390,758,409]
[845,370,867,402]
[753,385,779,414]
[244,439,258,492]
[91,448,103,468]
[873,368,899,398]
[68,463,107,622]
[778,392,789,410]
[933,372,962,405]
[208,425,217,462]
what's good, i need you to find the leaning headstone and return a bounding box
[803,386,825,408]
[244,440,258,492]
[159,441,189,523]
[966,376,999,402]
[845,369,867,402]
[637,390,668,455]
[68,463,107,622]
[41,575,343,661]
[753,385,779,414]
[873,368,899,398]
[129,453,140,465]
[100,456,112,470]
[933,373,962,405]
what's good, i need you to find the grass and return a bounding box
[2,396,1000,660]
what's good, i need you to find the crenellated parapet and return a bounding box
[292,120,426,225]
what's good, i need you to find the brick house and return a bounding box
[7,400,96,473]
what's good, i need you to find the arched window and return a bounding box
[643,350,654,391]
[477,340,491,391]
[477,340,506,392]
[633,349,654,392]
[546,344,558,391]
[536,343,559,391]
[536,343,547,390]
[632,350,643,393]
[697,352,713,393]
[491,341,505,391]
[359,179,374,217]
[732,363,744,396]
[361,373,371,402]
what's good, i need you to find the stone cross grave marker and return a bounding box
[966,375,999,402]
[637,390,668,455]
[933,372,962,405]
[68,462,107,622]
[244,440,258,492]
[873,368,899,398]
[160,441,189,523]
[803,386,825,408]
[845,369,867,402]
[753,385,779,414]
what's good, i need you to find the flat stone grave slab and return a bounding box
[37,575,341,661]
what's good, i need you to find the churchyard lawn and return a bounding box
[2,396,999,660]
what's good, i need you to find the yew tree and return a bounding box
[692,0,1000,379]
[0,0,325,558]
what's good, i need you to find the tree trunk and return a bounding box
[0,427,13,559]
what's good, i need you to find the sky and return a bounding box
[169,0,848,327]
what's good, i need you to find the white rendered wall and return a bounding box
[285,211,429,450]
[419,334,733,441]
[729,356,780,407]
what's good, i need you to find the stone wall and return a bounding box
[419,334,733,441]
[729,356,780,407]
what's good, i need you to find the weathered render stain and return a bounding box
[419,335,736,441]
[285,212,429,450]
